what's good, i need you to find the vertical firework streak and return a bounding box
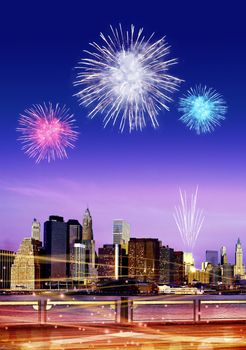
[17,103,78,163]
[74,24,182,132]
[174,187,205,250]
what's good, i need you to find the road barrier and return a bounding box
[1,298,246,324]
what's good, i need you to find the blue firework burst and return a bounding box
[178,85,227,134]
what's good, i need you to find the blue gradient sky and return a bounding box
[1,1,246,266]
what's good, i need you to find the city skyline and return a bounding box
[1,210,245,270]
[1,1,246,268]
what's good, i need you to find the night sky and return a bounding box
[1,1,246,266]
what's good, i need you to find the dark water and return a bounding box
[1,294,246,323]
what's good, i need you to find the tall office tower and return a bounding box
[234,238,245,277]
[220,246,228,265]
[67,219,82,278]
[210,265,222,285]
[82,208,97,284]
[159,245,174,284]
[221,264,234,287]
[31,218,41,241]
[82,208,93,240]
[11,238,41,290]
[113,220,130,253]
[98,244,126,280]
[183,252,195,276]
[44,216,68,287]
[206,250,218,266]
[128,238,160,282]
[205,263,221,285]
[73,243,86,285]
[172,251,184,285]
[0,250,15,289]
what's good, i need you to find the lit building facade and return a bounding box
[183,252,195,275]
[188,270,209,284]
[128,238,160,282]
[11,238,41,290]
[234,238,245,277]
[0,250,15,289]
[159,245,174,284]
[98,244,126,280]
[73,242,86,284]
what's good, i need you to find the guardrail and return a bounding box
[1,298,246,324]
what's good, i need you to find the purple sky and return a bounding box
[1,1,246,268]
[1,170,246,267]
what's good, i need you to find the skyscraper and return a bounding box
[11,238,41,290]
[113,220,130,253]
[0,250,15,289]
[82,209,97,284]
[159,245,174,284]
[43,215,68,286]
[206,250,218,266]
[172,251,185,285]
[221,264,234,287]
[183,252,195,276]
[234,238,245,277]
[67,219,82,278]
[220,246,228,265]
[128,238,160,282]
[73,242,86,285]
[82,208,93,240]
[98,244,126,280]
[31,218,41,241]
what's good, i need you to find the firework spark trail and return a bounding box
[179,85,227,134]
[74,24,182,132]
[174,187,205,250]
[17,103,78,163]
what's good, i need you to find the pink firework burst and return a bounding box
[17,103,79,163]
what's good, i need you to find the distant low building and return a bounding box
[188,270,209,285]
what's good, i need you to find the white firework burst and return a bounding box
[74,24,182,132]
[173,187,205,250]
